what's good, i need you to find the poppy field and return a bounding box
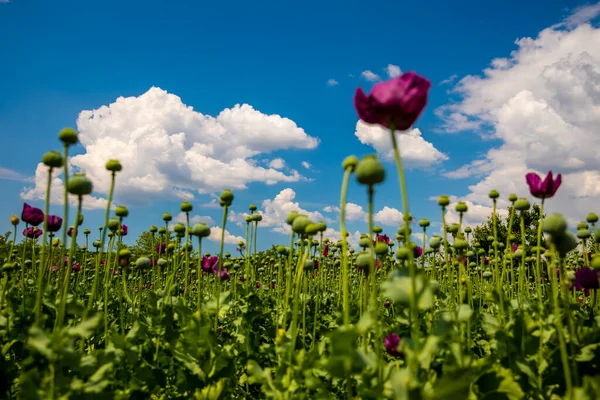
[1,72,599,399]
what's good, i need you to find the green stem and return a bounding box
[35,167,53,325]
[214,204,229,332]
[340,168,352,327]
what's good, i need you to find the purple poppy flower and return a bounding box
[483,257,489,266]
[201,255,219,275]
[354,72,431,131]
[112,269,118,276]
[21,203,45,227]
[413,245,423,258]
[46,215,63,232]
[383,300,391,308]
[155,243,166,255]
[376,234,390,244]
[23,227,42,239]
[574,267,599,290]
[512,244,519,253]
[526,171,562,199]
[121,224,128,236]
[255,282,261,288]
[384,333,403,357]
[71,263,81,272]
[220,269,230,281]
[51,265,59,272]
[180,285,185,293]
[216,327,222,334]
[67,227,76,237]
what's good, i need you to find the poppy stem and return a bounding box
[35,167,53,325]
[340,167,352,328]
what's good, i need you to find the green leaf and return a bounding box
[67,315,101,338]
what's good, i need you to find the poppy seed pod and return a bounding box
[276,245,288,256]
[173,223,186,234]
[508,194,518,202]
[455,202,468,213]
[254,214,263,222]
[115,206,128,218]
[355,154,385,186]
[576,229,591,240]
[542,213,568,237]
[429,236,441,249]
[342,155,359,171]
[373,225,383,234]
[359,237,371,248]
[438,195,450,207]
[375,241,388,255]
[58,127,78,146]
[286,211,299,225]
[304,259,315,271]
[419,218,430,228]
[107,218,120,231]
[162,212,172,222]
[149,225,158,233]
[83,228,91,235]
[105,159,122,172]
[42,151,64,169]
[192,223,210,238]
[220,189,234,206]
[355,252,372,271]
[552,231,578,256]
[180,201,193,213]
[158,227,166,234]
[488,190,500,199]
[305,223,319,236]
[316,221,327,232]
[576,221,588,230]
[135,257,152,269]
[249,204,257,212]
[513,198,530,211]
[395,247,411,260]
[67,173,93,196]
[586,213,599,224]
[292,215,311,235]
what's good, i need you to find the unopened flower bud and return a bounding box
[67,173,93,196]
[58,127,78,146]
[42,151,64,169]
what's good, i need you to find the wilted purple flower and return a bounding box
[383,300,391,308]
[67,227,76,237]
[23,227,42,239]
[71,263,81,272]
[201,256,219,275]
[216,327,222,334]
[376,234,390,245]
[574,267,600,291]
[46,215,63,232]
[220,269,230,281]
[354,72,431,130]
[526,171,562,199]
[21,203,45,226]
[121,224,128,236]
[236,245,246,253]
[112,269,118,276]
[413,245,423,258]
[255,282,261,288]
[512,244,519,253]
[483,257,489,266]
[384,333,402,357]
[51,265,59,272]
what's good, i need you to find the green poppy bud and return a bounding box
[483,271,493,279]
[419,218,430,228]
[395,246,411,260]
[514,198,530,211]
[249,204,257,212]
[355,154,385,186]
[355,252,372,270]
[448,224,460,234]
[577,221,588,230]
[591,254,600,270]
[305,223,319,236]
[508,194,518,202]
[83,228,91,235]
[488,190,500,199]
[162,212,172,222]
[75,213,84,226]
[429,236,441,249]
[93,240,101,248]
[595,230,600,244]
[180,201,193,213]
[398,225,412,235]
[342,155,359,171]
[157,258,168,268]
[304,259,315,271]
[542,213,568,237]
[552,231,578,256]
[466,251,474,258]
[286,211,299,225]
[373,225,383,234]
[316,221,327,232]
[58,127,78,146]
[359,237,371,248]
[454,238,468,250]
[219,189,234,206]
[276,245,288,256]
[254,213,263,222]
[464,226,472,233]
[67,173,93,196]
[42,151,64,169]
[119,248,132,259]
[105,159,122,172]
[438,195,450,207]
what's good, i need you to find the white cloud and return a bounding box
[268,158,286,169]
[301,161,311,169]
[554,2,600,29]
[20,163,109,210]
[373,206,403,226]
[440,74,458,85]
[327,79,339,86]
[355,120,448,167]
[323,206,340,213]
[386,64,401,78]
[174,211,215,226]
[207,226,244,244]
[436,17,600,225]
[361,70,381,82]
[25,87,319,209]
[345,203,366,221]
[0,167,27,181]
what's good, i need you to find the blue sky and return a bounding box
[1,0,600,252]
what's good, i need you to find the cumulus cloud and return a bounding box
[373,206,404,226]
[436,17,600,224]
[301,161,311,169]
[355,120,448,167]
[268,158,286,170]
[208,226,244,244]
[327,79,339,86]
[361,70,381,82]
[174,211,215,226]
[386,64,401,78]
[21,87,320,209]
